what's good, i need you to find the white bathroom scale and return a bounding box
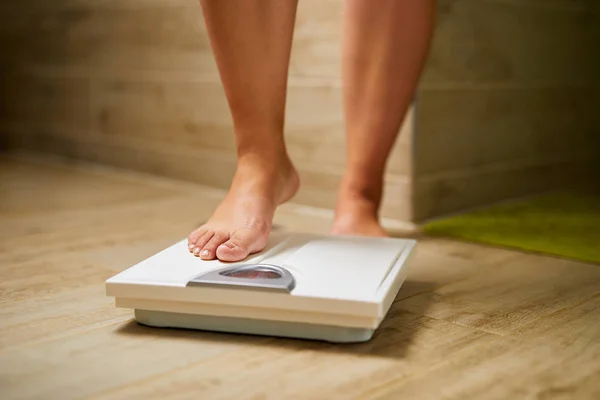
[105,233,416,343]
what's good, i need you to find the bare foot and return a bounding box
[331,192,389,237]
[188,152,299,262]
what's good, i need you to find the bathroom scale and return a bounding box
[105,233,416,343]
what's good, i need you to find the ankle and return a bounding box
[237,135,289,163]
[233,146,299,205]
[338,175,383,212]
[237,147,293,178]
[336,194,380,218]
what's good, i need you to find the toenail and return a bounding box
[201,249,209,257]
[222,242,236,249]
[193,247,200,255]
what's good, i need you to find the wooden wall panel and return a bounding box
[289,0,342,78]
[90,80,235,153]
[0,73,91,135]
[423,0,599,85]
[0,1,214,73]
[415,87,597,175]
[413,0,600,221]
[413,159,592,221]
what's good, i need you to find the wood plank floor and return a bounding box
[1,153,599,400]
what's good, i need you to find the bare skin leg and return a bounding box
[188,0,299,261]
[332,0,435,236]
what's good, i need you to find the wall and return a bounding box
[1,0,598,223]
[413,0,600,220]
[0,0,415,222]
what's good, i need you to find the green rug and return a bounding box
[423,189,600,264]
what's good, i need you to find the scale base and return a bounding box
[134,309,375,343]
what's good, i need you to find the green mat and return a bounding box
[423,189,600,264]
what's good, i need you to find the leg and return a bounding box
[188,0,299,261]
[332,0,435,236]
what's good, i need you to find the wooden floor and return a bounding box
[1,153,599,400]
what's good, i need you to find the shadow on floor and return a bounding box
[113,280,436,359]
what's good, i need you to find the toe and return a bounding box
[199,231,229,260]
[191,231,214,257]
[187,228,206,251]
[216,229,267,262]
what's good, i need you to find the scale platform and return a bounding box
[106,233,416,343]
